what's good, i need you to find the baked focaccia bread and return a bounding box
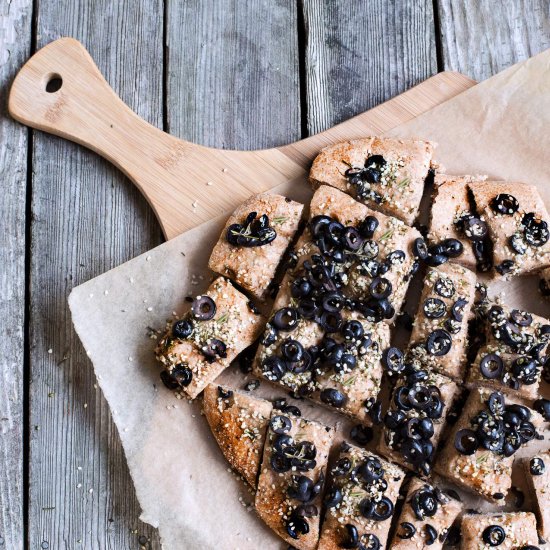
[379,367,460,476]
[155,277,264,399]
[202,384,272,488]
[428,174,489,271]
[460,512,539,549]
[435,388,543,503]
[469,180,550,277]
[255,411,334,550]
[519,450,550,543]
[317,443,405,550]
[389,478,462,550]
[208,193,304,300]
[466,303,549,400]
[309,137,435,225]
[406,262,476,381]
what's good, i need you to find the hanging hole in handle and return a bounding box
[45,74,63,93]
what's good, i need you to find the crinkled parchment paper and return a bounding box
[69,50,550,549]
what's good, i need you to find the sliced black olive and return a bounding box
[319,310,343,333]
[463,217,488,240]
[382,346,404,374]
[342,320,364,342]
[192,295,217,320]
[479,354,504,379]
[270,415,292,435]
[273,307,300,331]
[523,213,550,247]
[363,534,381,550]
[442,238,464,258]
[426,329,452,356]
[332,457,352,477]
[172,364,193,386]
[519,546,540,550]
[451,298,468,321]
[217,386,233,399]
[159,370,180,390]
[320,388,347,408]
[488,391,505,415]
[445,318,461,334]
[324,485,343,508]
[423,297,446,319]
[367,401,383,425]
[291,277,312,299]
[350,424,373,446]
[455,429,479,455]
[358,457,384,482]
[411,486,438,520]
[343,227,363,251]
[369,277,392,299]
[286,516,309,539]
[287,475,314,502]
[434,278,455,298]
[261,324,278,346]
[424,524,438,546]
[510,309,533,326]
[310,215,332,238]
[495,260,515,275]
[482,525,506,546]
[506,403,531,421]
[365,154,386,169]
[172,318,194,339]
[491,193,519,215]
[281,339,304,363]
[384,409,406,430]
[273,433,294,453]
[397,522,416,539]
[509,233,528,255]
[530,457,545,475]
[370,497,394,521]
[386,250,406,266]
[340,524,359,549]
[512,357,538,384]
[425,253,448,267]
[533,398,550,421]
[400,439,424,465]
[271,451,291,473]
[413,237,429,260]
[201,338,227,363]
[358,216,379,239]
[322,291,345,313]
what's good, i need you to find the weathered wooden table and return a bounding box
[1,1,549,548]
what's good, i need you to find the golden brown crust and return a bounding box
[309,137,435,225]
[203,384,272,488]
[208,193,304,300]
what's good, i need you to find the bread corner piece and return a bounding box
[429,174,487,271]
[468,180,550,278]
[435,387,544,503]
[309,136,435,225]
[460,512,538,549]
[203,383,273,488]
[255,410,335,550]
[208,193,304,301]
[155,276,265,399]
[389,477,462,550]
[318,443,405,550]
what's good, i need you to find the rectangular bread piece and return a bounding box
[309,137,435,225]
[155,277,265,399]
[255,411,335,550]
[435,387,544,503]
[468,180,550,278]
[208,193,304,300]
[317,443,405,550]
[202,384,272,488]
[519,450,550,543]
[460,512,539,549]
[389,477,462,550]
[407,262,476,381]
[466,303,549,400]
[378,369,460,475]
[429,174,487,271]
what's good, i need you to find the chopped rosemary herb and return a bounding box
[397,176,411,189]
[271,216,288,226]
[379,229,394,241]
[217,312,229,324]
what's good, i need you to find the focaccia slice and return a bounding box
[155,277,265,399]
[407,262,476,381]
[209,193,304,300]
[309,137,435,225]
[203,384,272,488]
[389,478,462,550]
[255,411,334,550]
[317,443,405,550]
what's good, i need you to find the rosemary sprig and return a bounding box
[217,312,229,324]
[379,229,394,241]
[271,216,288,226]
[397,176,411,189]
[342,376,357,387]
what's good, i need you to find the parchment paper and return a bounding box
[69,49,550,549]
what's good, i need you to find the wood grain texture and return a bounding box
[0,3,32,549]
[302,0,438,134]
[438,0,550,81]
[166,0,301,148]
[29,1,163,548]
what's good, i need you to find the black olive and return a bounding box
[491,193,519,215]
[271,452,292,473]
[488,392,505,415]
[463,216,489,240]
[425,253,448,267]
[397,522,416,539]
[530,457,545,475]
[411,486,438,520]
[369,277,392,299]
[172,318,194,339]
[455,429,479,455]
[270,415,292,435]
[273,433,294,453]
[509,233,528,255]
[434,278,456,298]
[384,409,406,430]
[159,370,180,390]
[479,354,504,379]
[320,388,347,408]
[262,356,287,381]
[358,216,379,239]
[342,320,364,342]
[519,546,540,550]
[442,238,464,258]
[358,457,384,482]
[445,318,461,334]
[291,277,312,299]
[413,237,429,260]
[286,516,309,539]
[482,525,506,546]
[339,523,359,549]
[361,496,394,521]
[426,329,452,356]
[533,398,550,421]
[523,213,550,247]
[386,250,406,266]
[382,346,404,374]
[201,338,227,363]
[192,295,217,320]
[172,364,193,386]
[281,339,304,363]
[363,534,381,550]
[343,227,363,251]
[332,457,352,477]
[451,298,468,321]
[368,401,383,425]
[324,485,343,508]
[495,260,515,275]
[510,309,533,326]
[261,324,278,346]
[350,424,373,446]
[287,475,314,502]
[424,524,438,546]
[423,297,446,319]
[273,307,300,331]
[319,310,343,333]
[217,386,233,399]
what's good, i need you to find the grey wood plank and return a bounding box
[0,2,33,549]
[437,0,550,81]
[302,0,438,135]
[30,2,163,548]
[166,0,301,148]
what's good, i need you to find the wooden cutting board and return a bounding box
[8,37,476,239]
